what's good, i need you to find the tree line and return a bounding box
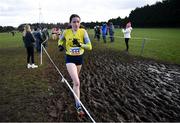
[0,26,15,32]
[129,0,180,27]
[107,0,180,28]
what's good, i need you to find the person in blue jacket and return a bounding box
[32,28,43,53]
[102,23,107,43]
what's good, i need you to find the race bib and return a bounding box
[70,47,80,55]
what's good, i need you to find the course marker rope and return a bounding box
[40,39,96,123]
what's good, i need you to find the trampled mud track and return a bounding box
[45,48,180,122]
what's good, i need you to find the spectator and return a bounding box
[22,25,38,69]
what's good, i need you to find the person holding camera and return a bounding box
[58,14,92,117]
[122,22,133,52]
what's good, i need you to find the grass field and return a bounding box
[0,32,50,121]
[0,28,179,121]
[88,28,180,64]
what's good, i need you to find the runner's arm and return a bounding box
[81,30,92,50]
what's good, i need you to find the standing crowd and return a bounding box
[94,21,132,52]
[22,25,49,69]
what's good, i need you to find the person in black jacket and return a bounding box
[23,25,38,69]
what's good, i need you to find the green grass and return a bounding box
[88,28,180,64]
[0,32,23,48]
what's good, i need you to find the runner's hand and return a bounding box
[58,45,64,51]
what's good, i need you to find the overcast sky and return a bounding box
[0,0,162,27]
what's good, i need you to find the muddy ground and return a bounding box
[44,47,180,122]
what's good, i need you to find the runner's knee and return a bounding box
[74,80,80,87]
